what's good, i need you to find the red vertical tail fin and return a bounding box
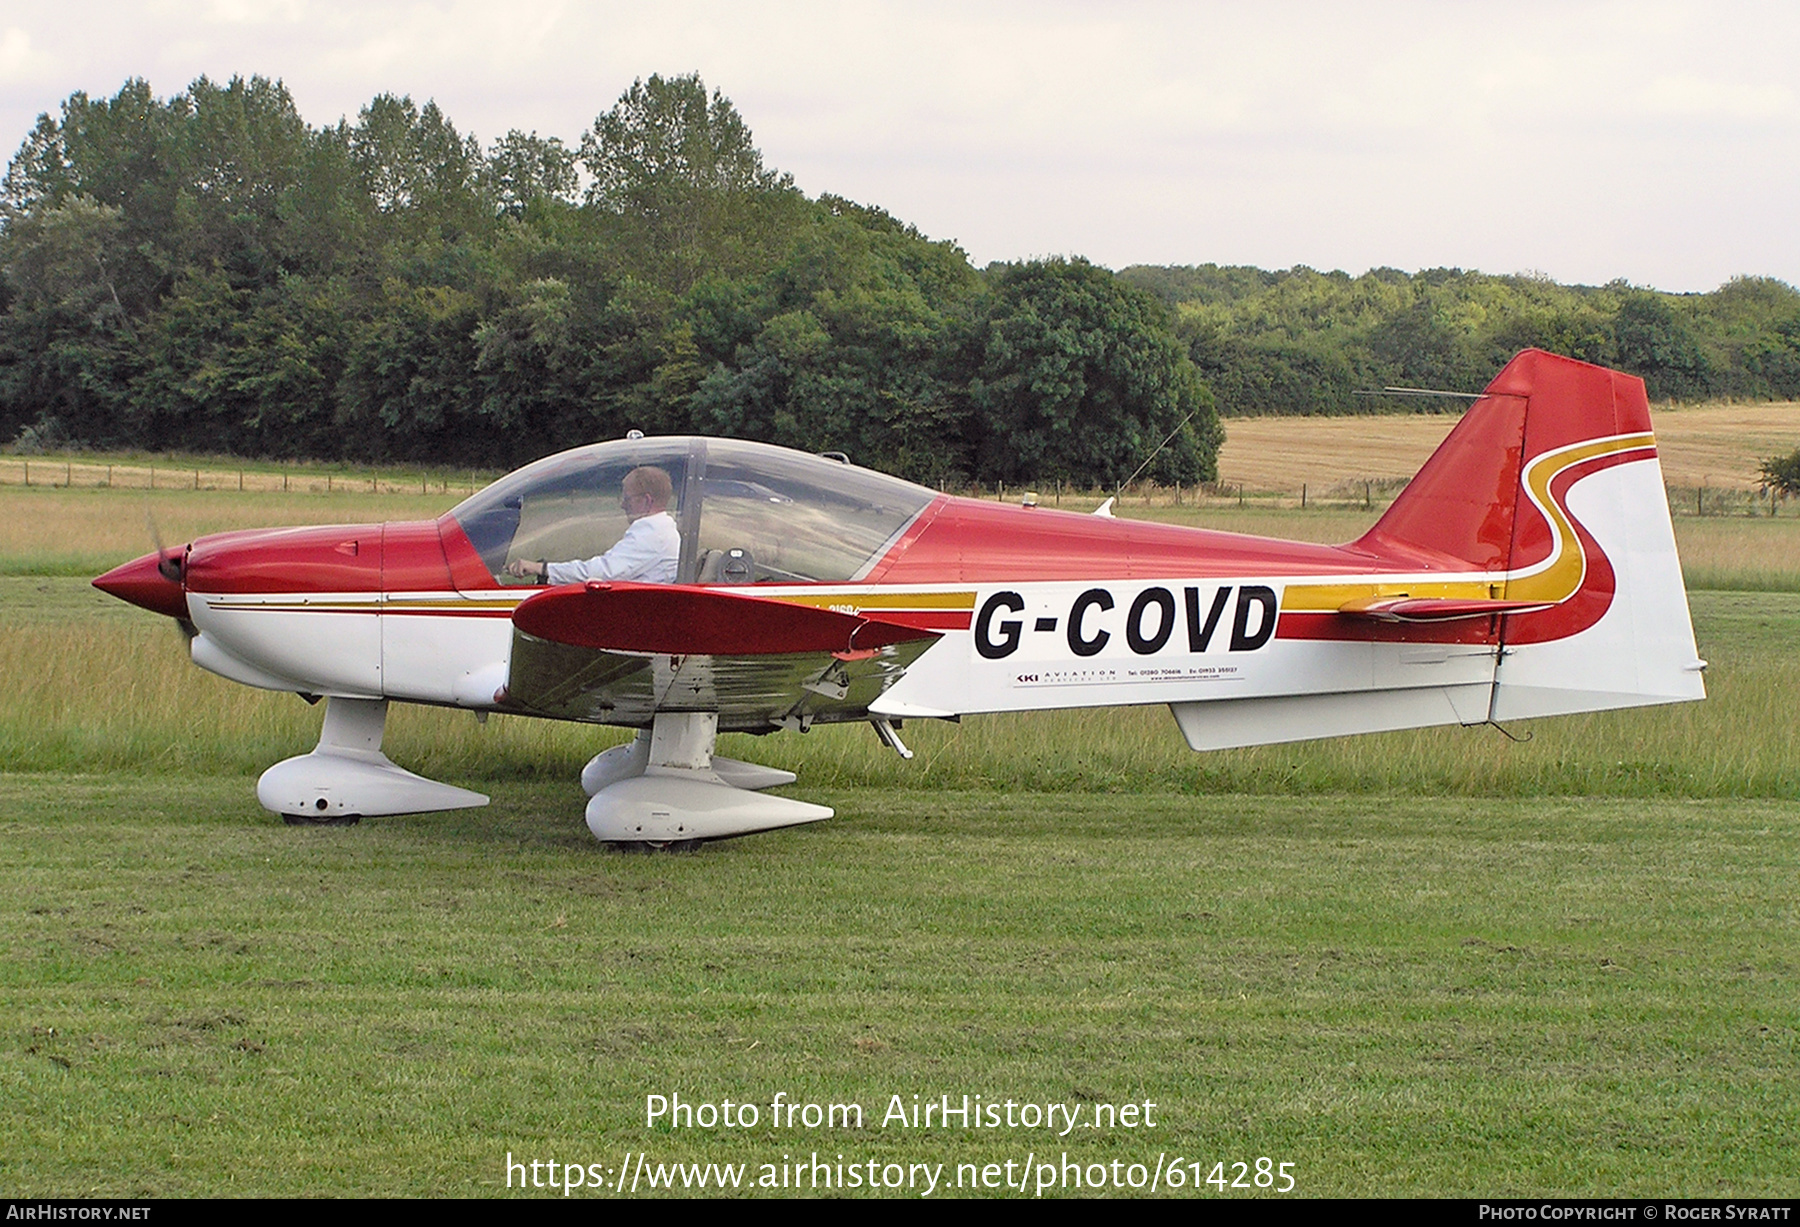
[1354,349,1650,574]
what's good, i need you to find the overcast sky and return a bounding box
[1,0,1794,292]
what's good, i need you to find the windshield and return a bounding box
[448,439,692,585]
[694,439,934,583]
[447,437,935,586]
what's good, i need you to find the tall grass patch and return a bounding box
[3,473,1791,797]
[7,578,1793,800]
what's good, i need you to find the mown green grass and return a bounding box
[3,480,1797,1197]
[3,781,1795,1196]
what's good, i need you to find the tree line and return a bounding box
[1120,264,1800,414]
[3,74,1796,489]
[0,75,1215,488]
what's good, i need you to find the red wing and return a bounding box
[504,582,939,730]
[512,580,938,655]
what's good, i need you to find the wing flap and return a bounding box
[504,635,937,729]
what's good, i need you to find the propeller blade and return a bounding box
[145,505,185,583]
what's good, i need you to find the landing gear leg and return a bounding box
[258,697,489,824]
[584,712,831,846]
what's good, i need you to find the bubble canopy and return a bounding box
[447,437,938,586]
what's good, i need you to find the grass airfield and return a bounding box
[2,473,1798,1197]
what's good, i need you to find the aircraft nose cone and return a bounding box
[94,549,190,620]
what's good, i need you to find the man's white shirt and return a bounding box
[545,512,680,585]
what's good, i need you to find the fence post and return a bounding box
[21,460,27,487]
[1301,482,1307,509]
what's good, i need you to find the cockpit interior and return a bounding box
[448,437,937,586]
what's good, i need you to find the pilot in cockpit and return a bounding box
[504,465,680,585]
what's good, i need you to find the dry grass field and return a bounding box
[1218,401,1800,492]
[5,402,1795,505]
[0,486,462,577]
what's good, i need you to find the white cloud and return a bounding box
[1638,75,1795,121]
[198,0,309,24]
[0,0,1794,289]
[0,26,56,83]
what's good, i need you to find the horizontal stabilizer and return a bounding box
[1171,684,1494,751]
[1337,596,1552,622]
[512,580,939,656]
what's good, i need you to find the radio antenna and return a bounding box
[1110,406,1203,503]
[1353,386,1483,400]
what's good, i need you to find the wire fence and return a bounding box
[960,477,1788,518]
[2,454,1788,519]
[0,456,495,498]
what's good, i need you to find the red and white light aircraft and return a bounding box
[95,350,1705,846]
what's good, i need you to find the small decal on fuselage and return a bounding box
[1013,662,1243,688]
